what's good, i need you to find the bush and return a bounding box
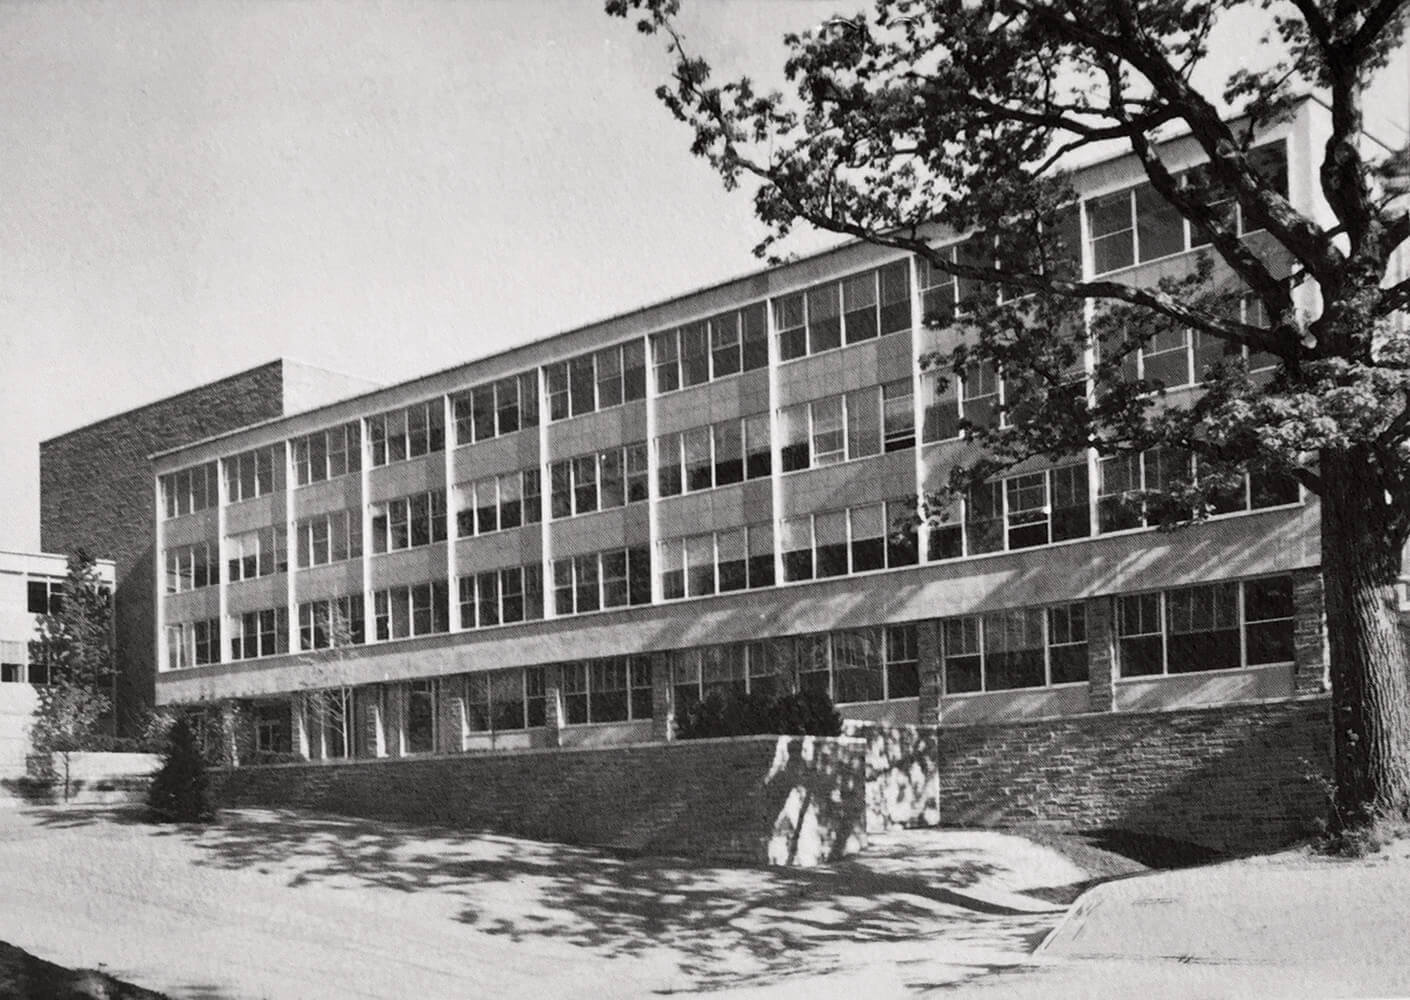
[675,687,843,740]
[146,716,215,823]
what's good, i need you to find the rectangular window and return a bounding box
[882,380,915,452]
[680,322,710,387]
[685,534,715,598]
[886,624,920,698]
[657,434,683,497]
[741,303,769,371]
[744,414,771,479]
[623,340,647,401]
[562,663,589,725]
[747,523,775,589]
[713,420,744,486]
[849,504,885,573]
[812,396,845,466]
[965,481,1004,555]
[490,669,526,732]
[775,293,806,361]
[599,448,624,510]
[495,376,521,436]
[1165,582,1240,673]
[846,387,881,459]
[814,510,848,578]
[1135,182,1184,262]
[500,567,526,624]
[602,549,630,608]
[921,369,960,442]
[1088,188,1135,274]
[878,261,910,334]
[683,426,713,492]
[886,498,920,567]
[807,283,842,353]
[1117,592,1164,676]
[1141,328,1191,387]
[574,553,600,613]
[983,607,1046,690]
[961,362,1000,430]
[842,272,878,344]
[572,454,599,514]
[1245,576,1295,664]
[596,345,623,409]
[523,468,542,524]
[782,516,813,582]
[710,312,741,377]
[589,658,630,722]
[795,634,831,696]
[1005,472,1049,550]
[652,331,680,394]
[550,461,572,519]
[833,627,884,703]
[779,403,810,472]
[1048,603,1088,684]
[546,362,570,421]
[943,617,982,694]
[498,472,523,529]
[660,538,685,601]
[717,527,747,592]
[625,443,649,503]
[569,355,595,417]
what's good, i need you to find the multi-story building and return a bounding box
[152,100,1336,763]
[0,551,116,773]
[41,359,381,732]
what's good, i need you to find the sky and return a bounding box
[2,1,1407,554]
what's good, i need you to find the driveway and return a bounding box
[0,807,1074,999]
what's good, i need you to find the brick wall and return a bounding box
[40,362,288,732]
[846,723,941,832]
[212,734,868,866]
[937,697,1332,853]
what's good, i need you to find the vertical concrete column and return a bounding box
[384,682,407,757]
[216,459,230,664]
[357,685,385,759]
[538,365,556,620]
[1086,595,1117,713]
[219,699,243,767]
[917,619,943,726]
[443,395,460,633]
[650,651,674,741]
[765,282,786,587]
[437,677,465,754]
[284,441,298,655]
[291,694,310,760]
[907,254,930,558]
[543,686,564,749]
[645,333,663,605]
[358,418,374,647]
[1293,568,1329,695]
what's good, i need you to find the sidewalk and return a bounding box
[954,841,1410,998]
[0,807,1072,999]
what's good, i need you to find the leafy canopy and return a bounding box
[609,0,1410,535]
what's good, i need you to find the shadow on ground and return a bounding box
[25,805,1046,992]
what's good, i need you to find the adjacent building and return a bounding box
[151,99,1339,763]
[0,551,116,773]
[41,359,380,731]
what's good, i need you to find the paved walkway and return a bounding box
[956,842,1410,999]
[0,807,1071,999]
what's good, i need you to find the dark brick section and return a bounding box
[937,698,1332,854]
[1086,596,1116,713]
[40,362,287,732]
[917,620,942,725]
[1293,568,1328,695]
[211,735,868,866]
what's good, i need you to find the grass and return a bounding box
[0,941,170,1000]
[1006,827,1226,905]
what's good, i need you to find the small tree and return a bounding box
[295,599,362,759]
[147,715,215,823]
[29,551,114,800]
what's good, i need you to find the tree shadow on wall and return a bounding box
[105,808,1044,992]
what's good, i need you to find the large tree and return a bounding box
[608,0,1410,834]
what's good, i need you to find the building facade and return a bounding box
[41,359,381,731]
[0,551,116,773]
[152,102,1336,764]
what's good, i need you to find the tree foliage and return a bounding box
[29,551,114,800]
[609,0,1410,832]
[676,687,844,739]
[147,715,215,823]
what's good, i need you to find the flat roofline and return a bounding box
[0,549,116,568]
[153,96,1332,464]
[41,360,285,446]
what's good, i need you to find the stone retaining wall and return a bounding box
[936,697,1332,853]
[213,735,868,866]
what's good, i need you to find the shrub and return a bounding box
[675,687,843,739]
[147,716,215,823]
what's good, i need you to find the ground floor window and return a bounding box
[404,680,437,754]
[465,666,550,734]
[560,656,652,725]
[942,603,1088,695]
[1116,576,1295,677]
[252,702,291,756]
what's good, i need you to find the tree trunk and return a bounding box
[1319,450,1410,829]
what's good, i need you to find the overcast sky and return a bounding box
[2,1,1407,553]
